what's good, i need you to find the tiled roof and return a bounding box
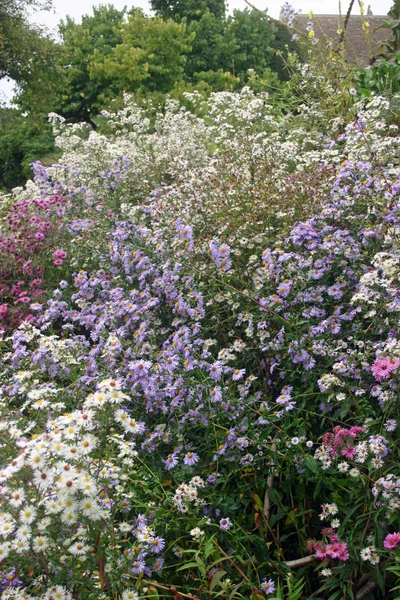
[284,14,393,65]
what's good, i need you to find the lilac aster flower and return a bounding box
[232,368,245,381]
[276,280,292,297]
[152,557,165,571]
[164,454,179,470]
[149,536,165,554]
[132,558,146,574]
[385,419,397,432]
[209,361,223,381]
[184,452,199,466]
[261,578,276,595]
[216,256,232,271]
[0,569,22,590]
[210,386,222,402]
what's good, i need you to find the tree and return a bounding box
[92,10,194,94]
[0,106,55,190]
[0,0,53,82]
[55,5,127,125]
[150,0,226,22]
[184,10,236,78]
[227,9,276,80]
[15,4,128,126]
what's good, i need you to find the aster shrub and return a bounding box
[1,74,400,600]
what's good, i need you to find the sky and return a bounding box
[0,0,394,103]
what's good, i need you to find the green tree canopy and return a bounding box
[227,9,276,79]
[0,0,53,82]
[150,0,226,21]
[184,10,236,78]
[93,9,194,94]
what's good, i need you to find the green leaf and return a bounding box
[210,570,227,591]
[195,554,207,577]
[268,488,281,504]
[304,455,319,474]
[176,561,200,571]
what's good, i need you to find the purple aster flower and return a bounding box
[232,368,245,381]
[209,361,223,382]
[0,569,22,590]
[134,514,147,530]
[261,578,276,595]
[385,419,397,432]
[276,280,292,297]
[152,557,165,571]
[132,558,146,574]
[216,256,232,271]
[210,386,222,402]
[184,451,199,466]
[149,537,165,554]
[164,454,179,470]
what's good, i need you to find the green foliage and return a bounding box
[0,108,55,190]
[184,9,285,88]
[0,0,53,83]
[375,0,400,57]
[150,0,226,22]
[355,53,400,97]
[227,9,276,81]
[269,19,302,82]
[94,10,194,94]
[184,10,236,78]
[55,4,127,124]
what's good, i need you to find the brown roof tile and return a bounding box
[285,14,394,65]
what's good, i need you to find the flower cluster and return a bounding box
[1,81,400,599]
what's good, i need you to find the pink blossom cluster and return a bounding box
[53,249,68,266]
[0,195,67,329]
[308,529,349,561]
[383,532,400,550]
[371,357,400,381]
[322,425,365,460]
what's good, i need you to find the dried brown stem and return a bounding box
[355,577,377,600]
[140,580,199,599]
[263,442,277,521]
[338,0,356,46]
[212,540,250,582]
[243,0,270,18]
[284,555,316,568]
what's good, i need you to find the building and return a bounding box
[279,10,393,65]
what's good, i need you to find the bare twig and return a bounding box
[338,0,356,46]
[243,0,270,18]
[284,555,316,568]
[355,577,377,600]
[137,580,199,599]
[212,540,250,582]
[263,442,276,521]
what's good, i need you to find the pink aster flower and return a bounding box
[383,532,400,549]
[315,542,328,560]
[326,541,349,561]
[341,445,357,459]
[371,357,400,381]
